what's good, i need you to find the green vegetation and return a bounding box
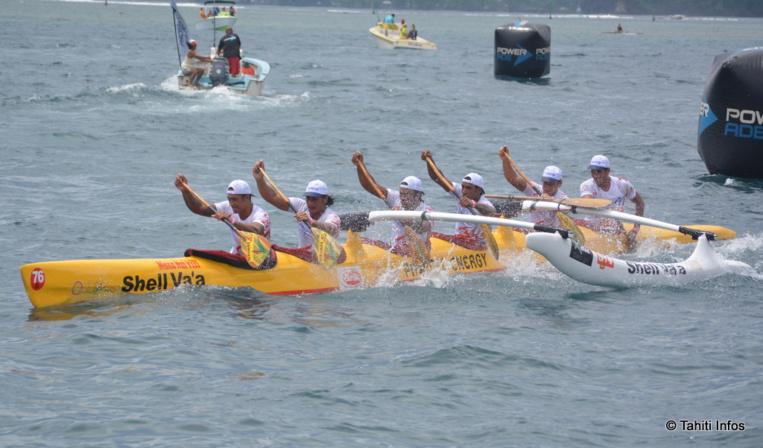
[241,0,763,17]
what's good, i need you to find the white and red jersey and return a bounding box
[522,182,568,226]
[288,197,341,249]
[579,176,638,232]
[450,182,496,243]
[384,188,434,252]
[214,201,271,255]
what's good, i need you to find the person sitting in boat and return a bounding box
[230,5,235,16]
[217,27,242,77]
[252,160,341,251]
[498,146,568,227]
[616,23,623,33]
[181,39,212,88]
[219,7,229,16]
[407,25,418,40]
[421,150,496,249]
[580,155,646,249]
[351,151,434,257]
[199,8,206,19]
[399,20,408,38]
[174,175,271,256]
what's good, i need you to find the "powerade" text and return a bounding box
[122,271,206,292]
[724,108,763,140]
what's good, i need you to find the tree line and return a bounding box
[238,0,763,17]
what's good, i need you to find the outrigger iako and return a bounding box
[20,201,736,309]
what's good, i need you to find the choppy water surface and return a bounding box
[1,1,763,446]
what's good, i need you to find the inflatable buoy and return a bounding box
[494,21,550,79]
[697,47,763,178]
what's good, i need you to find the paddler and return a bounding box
[421,150,496,249]
[252,160,341,249]
[498,145,568,227]
[580,155,646,249]
[351,150,434,256]
[174,175,271,255]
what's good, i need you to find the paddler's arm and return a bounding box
[498,146,528,191]
[174,174,215,217]
[252,160,291,212]
[351,151,388,199]
[624,192,646,250]
[420,150,452,192]
[294,211,340,237]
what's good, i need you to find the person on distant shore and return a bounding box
[407,25,418,40]
[252,160,340,249]
[498,145,568,227]
[217,27,242,76]
[580,155,645,249]
[421,150,496,248]
[181,39,212,87]
[351,151,434,256]
[174,175,271,256]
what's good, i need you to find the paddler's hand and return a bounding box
[252,160,265,180]
[458,196,477,208]
[625,226,640,251]
[498,145,510,159]
[174,174,189,190]
[420,149,432,160]
[350,151,364,166]
[211,210,231,223]
[294,211,312,225]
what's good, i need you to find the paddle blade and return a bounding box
[557,212,586,245]
[482,224,500,260]
[404,225,430,264]
[238,232,273,269]
[311,228,343,270]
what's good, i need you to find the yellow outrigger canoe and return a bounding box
[19,207,734,309]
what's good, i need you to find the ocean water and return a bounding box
[2,1,763,446]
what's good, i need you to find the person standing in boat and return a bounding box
[498,145,568,227]
[399,19,407,38]
[181,39,212,88]
[580,155,645,249]
[174,175,271,256]
[351,151,434,256]
[217,27,242,77]
[407,25,418,40]
[252,160,341,249]
[421,150,496,249]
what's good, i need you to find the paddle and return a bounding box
[504,156,586,245]
[368,210,570,240]
[356,160,430,263]
[181,183,272,269]
[485,194,611,209]
[258,168,342,270]
[423,156,500,260]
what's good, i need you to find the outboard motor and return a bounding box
[697,47,763,178]
[494,21,551,79]
[209,57,229,86]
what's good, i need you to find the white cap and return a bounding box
[304,180,329,197]
[227,179,252,195]
[588,155,610,170]
[541,166,563,183]
[399,176,423,192]
[461,173,484,189]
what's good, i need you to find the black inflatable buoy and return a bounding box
[697,47,763,178]
[494,21,550,79]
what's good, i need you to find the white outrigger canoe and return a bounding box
[371,206,743,288]
[369,23,437,50]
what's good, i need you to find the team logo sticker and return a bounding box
[337,266,363,290]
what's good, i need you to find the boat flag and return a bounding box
[170,0,190,68]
